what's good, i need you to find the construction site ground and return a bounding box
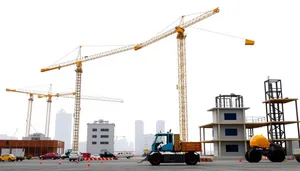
[0,157,299,171]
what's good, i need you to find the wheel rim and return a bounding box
[188,154,197,163]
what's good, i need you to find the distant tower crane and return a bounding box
[37,88,124,138]
[40,7,254,150]
[6,86,75,137]
[6,86,123,138]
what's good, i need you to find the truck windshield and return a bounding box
[155,135,167,143]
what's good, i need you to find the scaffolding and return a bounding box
[215,93,244,108]
[263,78,300,149]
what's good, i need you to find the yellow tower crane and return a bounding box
[5,87,75,137]
[40,7,254,150]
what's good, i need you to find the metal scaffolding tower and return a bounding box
[264,79,286,148]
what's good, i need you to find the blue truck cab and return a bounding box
[152,132,174,152]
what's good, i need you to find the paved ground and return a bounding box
[0,158,299,171]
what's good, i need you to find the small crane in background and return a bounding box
[6,85,123,138]
[6,86,74,137]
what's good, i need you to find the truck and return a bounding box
[292,148,300,162]
[145,130,202,165]
[11,149,25,161]
[1,148,25,161]
[61,149,72,159]
[244,135,286,163]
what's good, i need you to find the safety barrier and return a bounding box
[200,158,213,162]
[83,157,117,161]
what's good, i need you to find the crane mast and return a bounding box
[45,96,52,137]
[44,84,53,138]
[73,61,83,151]
[176,22,188,142]
[26,94,34,137]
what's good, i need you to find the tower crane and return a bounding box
[6,87,75,137]
[37,90,123,138]
[40,7,254,150]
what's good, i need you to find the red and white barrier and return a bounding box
[83,157,117,161]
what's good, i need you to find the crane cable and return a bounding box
[190,26,247,40]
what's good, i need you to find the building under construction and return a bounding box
[0,133,64,157]
[199,78,300,156]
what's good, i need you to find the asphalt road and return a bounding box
[0,158,299,171]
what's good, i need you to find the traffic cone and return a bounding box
[76,159,78,164]
[87,160,90,167]
[58,159,61,165]
[40,160,42,164]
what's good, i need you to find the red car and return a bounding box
[39,153,61,160]
[81,153,91,159]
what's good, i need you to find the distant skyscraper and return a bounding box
[156,120,165,133]
[54,109,72,150]
[135,120,144,155]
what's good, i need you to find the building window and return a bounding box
[92,135,97,138]
[100,141,109,145]
[92,128,97,132]
[225,128,238,136]
[224,113,237,120]
[101,128,109,132]
[92,141,97,145]
[226,145,239,152]
[101,135,109,138]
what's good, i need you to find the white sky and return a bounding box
[0,0,300,144]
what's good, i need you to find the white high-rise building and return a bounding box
[87,119,115,154]
[54,109,72,150]
[156,120,165,133]
[135,120,144,155]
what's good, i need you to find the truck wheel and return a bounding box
[149,153,162,165]
[296,157,300,162]
[244,151,250,162]
[268,148,285,162]
[185,152,198,165]
[247,149,262,163]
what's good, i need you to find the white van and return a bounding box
[116,151,134,159]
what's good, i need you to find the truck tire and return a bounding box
[268,148,285,162]
[247,149,262,163]
[185,152,198,165]
[244,151,250,162]
[149,152,163,165]
[296,157,300,162]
